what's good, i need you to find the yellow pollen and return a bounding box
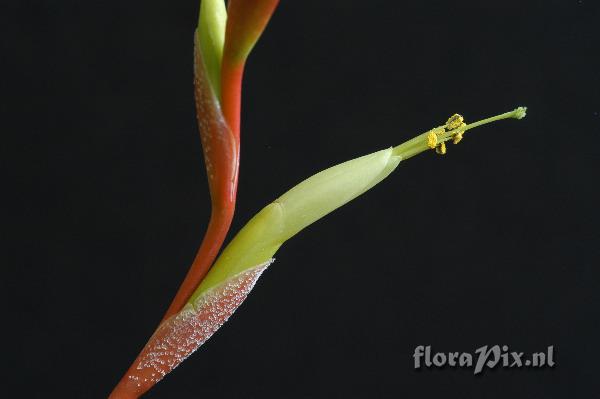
[427,131,438,149]
[446,114,464,130]
[435,142,447,155]
[452,130,464,144]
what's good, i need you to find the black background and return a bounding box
[3,1,600,398]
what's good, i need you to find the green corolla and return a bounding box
[192,106,527,300]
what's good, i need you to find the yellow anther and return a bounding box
[427,131,438,149]
[452,130,464,144]
[446,114,464,130]
[435,142,447,155]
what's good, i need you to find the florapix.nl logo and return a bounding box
[413,345,555,375]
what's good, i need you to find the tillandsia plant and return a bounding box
[109,1,526,398]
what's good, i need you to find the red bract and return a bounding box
[161,0,280,322]
[110,261,273,398]
[221,0,281,136]
[110,2,280,397]
[160,33,238,322]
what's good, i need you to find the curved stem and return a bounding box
[220,62,244,139]
[108,382,138,399]
[161,205,235,321]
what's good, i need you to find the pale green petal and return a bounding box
[191,148,401,300]
[197,0,227,97]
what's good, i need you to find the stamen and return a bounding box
[391,106,527,161]
[452,130,464,144]
[427,131,438,149]
[435,142,447,155]
[445,114,464,130]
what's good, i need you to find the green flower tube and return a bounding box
[191,146,401,299]
[192,106,527,300]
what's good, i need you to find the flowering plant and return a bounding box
[110,2,526,397]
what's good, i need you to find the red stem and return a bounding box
[159,32,240,322]
[221,62,244,141]
[160,205,234,321]
[110,2,280,397]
